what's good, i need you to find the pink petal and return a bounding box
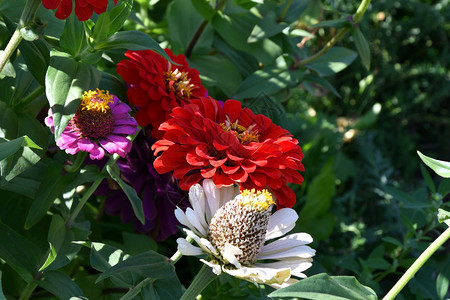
[113,125,137,135]
[78,138,95,152]
[89,143,105,160]
[98,138,119,154]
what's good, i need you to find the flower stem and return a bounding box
[65,152,88,173]
[185,0,227,58]
[382,226,450,300]
[170,235,194,264]
[19,282,37,300]
[180,264,217,300]
[0,0,41,73]
[296,0,371,67]
[279,0,293,21]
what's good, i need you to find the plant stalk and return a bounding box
[0,0,41,73]
[382,226,450,300]
[180,264,217,300]
[18,282,37,300]
[170,235,194,264]
[296,0,372,67]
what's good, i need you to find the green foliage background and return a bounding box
[0,0,449,299]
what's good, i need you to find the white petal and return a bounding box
[257,245,315,260]
[185,208,207,237]
[260,233,313,255]
[188,183,208,229]
[174,207,195,232]
[221,243,242,268]
[219,184,240,209]
[254,258,313,278]
[177,238,203,256]
[269,278,299,289]
[223,265,291,286]
[200,259,222,275]
[265,208,298,240]
[184,229,218,256]
[202,179,220,221]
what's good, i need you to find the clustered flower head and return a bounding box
[116,49,207,138]
[152,97,304,208]
[175,180,315,288]
[45,89,138,160]
[42,0,118,21]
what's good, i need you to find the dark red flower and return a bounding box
[152,97,304,208]
[116,49,207,139]
[42,0,118,21]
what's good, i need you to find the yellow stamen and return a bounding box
[221,118,260,145]
[239,189,275,210]
[80,89,113,113]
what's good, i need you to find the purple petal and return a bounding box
[114,118,138,126]
[113,125,138,135]
[112,103,131,115]
[106,135,131,150]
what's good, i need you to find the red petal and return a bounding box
[42,0,61,9]
[186,150,207,166]
[221,164,240,174]
[201,167,217,178]
[179,173,204,190]
[209,157,227,168]
[213,139,229,151]
[229,168,248,182]
[223,100,242,120]
[212,171,235,187]
[226,151,244,161]
[249,173,267,187]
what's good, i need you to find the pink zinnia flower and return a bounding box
[45,89,138,160]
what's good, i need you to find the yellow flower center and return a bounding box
[221,117,260,145]
[80,89,113,112]
[165,67,195,101]
[73,89,115,139]
[239,189,275,211]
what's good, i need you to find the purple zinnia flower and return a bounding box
[45,89,138,160]
[95,129,190,241]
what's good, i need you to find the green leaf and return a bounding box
[92,11,110,43]
[0,50,16,79]
[382,236,403,247]
[269,273,377,300]
[417,151,450,178]
[18,39,50,85]
[37,271,84,300]
[0,271,5,300]
[245,92,287,127]
[0,102,47,182]
[0,160,46,198]
[120,277,155,300]
[363,257,390,270]
[192,0,216,21]
[0,223,44,282]
[438,179,450,197]
[189,54,242,97]
[301,159,336,223]
[96,250,177,283]
[45,49,101,140]
[248,11,289,43]
[303,73,341,98]
[0,135,42,161]
[24,162,75,229]
[307,47,357,77]
[312,18,350,28]
[437,209,450,224]
[39,243,57,272]
[60,13,87,57]
[107,164,145,224]
[436,261,450,299]
[233,63,301,99]
[353,27,371,70]
[420,164,436,194]
[122,232,158,255]
[108,0,134,36]
[94,31,173,63]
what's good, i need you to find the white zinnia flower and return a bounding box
[175,179,315,289]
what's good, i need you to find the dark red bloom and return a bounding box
[152,97,305,208]
[42,0,118,21]
[116,49,207,139]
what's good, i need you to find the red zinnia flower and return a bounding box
[116,49,207,139]
[42,0,117,21]
[152,97,304,208]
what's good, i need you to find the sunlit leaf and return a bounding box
[417,151,450,178]
[353,27,371,70]
[269,273,377,300]
[37,271,84,300]
[307,47,357,77]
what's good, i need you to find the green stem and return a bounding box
[180,264,217,300]
[0,30,22,73]
[382,226,450,300]
[279,0,293,21]
[65,151,88,173]
[18,282,37,300]
[13,85,45,109]
[0,0,41,73]
[296,0,371,67]
[66,176,104,229]
[185,0,227,58]
[170,235,194,264]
